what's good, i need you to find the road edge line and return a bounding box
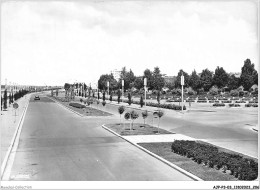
[102,124,203,181]
[1,95,30,180]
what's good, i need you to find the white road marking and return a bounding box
[1,95,30,180]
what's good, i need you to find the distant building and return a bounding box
[110,69,121,81]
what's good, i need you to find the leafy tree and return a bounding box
[152,67,165,90]
[175,69,189,88]
[143,69,154,90]
[141,110,148,126]
[165,81,175,90]
[156,90,160,104]
[117,89,121,104]
[189,70,200,92]
[230,90,239,97]
[110,93,112,102]
[209,86,218,96]
[118,106,125,126]
[127,92,132,105]
[98,74,118,91]
[133,77,143,90]
[213,66,228,88]
[130,110,139,130]
[140,95,144,108]
[228,74,240,90]
[200,69,213,91]
[97,89,100,99]
[102,91,105,101]
[3,89,7,110]
[1,95,3,111]
[157,110,164,133]
[240,59,258,91]
[119,67,136,91]
[8,93,12,106]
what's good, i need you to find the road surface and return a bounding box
[4,95,194,181]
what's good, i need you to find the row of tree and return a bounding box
[97,59,258,93]
[1,89,29,111]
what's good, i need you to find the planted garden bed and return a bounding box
[229,104,241,107]
[105,123,173,136]
[213,103,225,107]
[171,140,258,180]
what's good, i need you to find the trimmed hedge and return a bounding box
[229,104,240,107]
[197,100,207,103]
[221,100,232,103]
[69,102,86,109]
[245,103,258,107]
[235,101,246,103]
[171,140,258,180]
[249,101,258,103]
[213,103,225,107]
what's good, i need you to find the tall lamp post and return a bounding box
[122,80,124,102]
[144,78,147,107]
[181,74,184,112]
[107,81,109,98]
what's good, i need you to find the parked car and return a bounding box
[34,95,40,100]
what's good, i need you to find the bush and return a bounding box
[245,103,258,107]
[197,100,207,103]
[209,86,218,96]
[69,102,86,109]
[235,100,246,103]
[221,100,232,103]
[171,140,258,181]
[230,90,239,97]
[213,103,225,107]
[229,104,240,107]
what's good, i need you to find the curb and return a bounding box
[1,95,30,179]
[47,96,84,117]
[102,124,203,181]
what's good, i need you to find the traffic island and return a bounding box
[49,96,112,117]
[105,123,173,136]
[138,141,258,181]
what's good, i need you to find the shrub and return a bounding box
[118,106,125,125]
[140,95,144,108]
[235,100,246,103]
[245,103,258,107]
[69,102,86,109]
[209,86,218,96]
[229,104,240,107]
[142,110,148,126]
[102,100,106,106]
[230,90,239,97]
[171,140,258,180]
[213,103,225,107]
[130,110,139,130]
[197,100,207,103]
[221,100,232,103]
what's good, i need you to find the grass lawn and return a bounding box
[138,142,240,181]
[106,123,173,136]
[51,96,112,116]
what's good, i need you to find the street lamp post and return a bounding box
[144,78,147,107]
[122,80,124,102]
[107,81,109,98]
[181,74,184,112]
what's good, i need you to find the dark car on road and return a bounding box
[34,95,40,100]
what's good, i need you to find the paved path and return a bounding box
[124,134,196,144]
[3,94,194,181]
[1,94,31,166]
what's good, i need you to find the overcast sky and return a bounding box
[1,0,259,87]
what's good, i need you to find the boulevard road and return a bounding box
[4,95,193,181]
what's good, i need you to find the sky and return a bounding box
[1,0,259,87]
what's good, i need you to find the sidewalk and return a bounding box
[1,94,31,166]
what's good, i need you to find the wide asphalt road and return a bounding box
[6,95,193,181]
[98,101,258,158]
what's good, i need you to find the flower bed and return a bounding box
[249,101,258,103]
[197,100,207,103]
[171,140,258,180]
[245,103,258,107]
[68,102,86,109]
[221,100,232,103]
[229,104,241,107]
[235,101,246,103]
[213,103,225,107]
